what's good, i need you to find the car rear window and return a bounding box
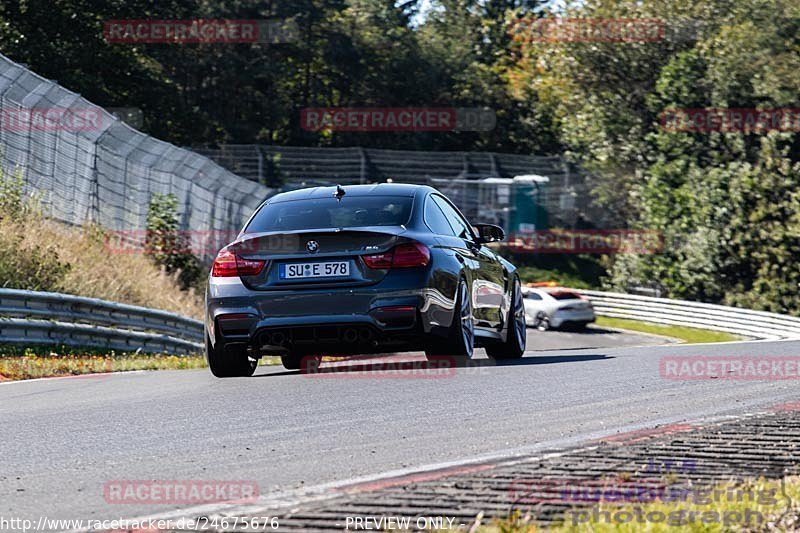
[549,291,583,300]
[245,195,413,233]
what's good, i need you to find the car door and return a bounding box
[423,192,480,298]
[431,194,505,329]
[523,290,546,320]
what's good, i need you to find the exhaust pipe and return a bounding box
[342,328,359,343]
[271,331,287,346]
[358,328,374,342]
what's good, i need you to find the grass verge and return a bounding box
[513,261,604,290]
[595,316,742,344]
[480,476,797,532]
[0,345,279,381]
[0,216,205,319]
[0,168,204,318]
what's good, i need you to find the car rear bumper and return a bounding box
[550,309,596,328]
[206,279,456,355]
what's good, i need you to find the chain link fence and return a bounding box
[0,53,271,255]
[195,144,608,229]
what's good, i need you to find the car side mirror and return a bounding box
[473,223,505,244]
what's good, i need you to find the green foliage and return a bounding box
[2,0,798,314]
[515,0,800,313]
[0,167,70,290]
[0,233,71,291]
[0,166,70,291]
[145,193,203,291]
[506,253,606,289]
[595,316,742,344]
[0,0,553,153]
[0,166,25,220]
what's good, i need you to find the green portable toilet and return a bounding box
[509,175,549,234]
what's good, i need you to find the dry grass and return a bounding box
[0,353,208,381]
[0,215,204,319]
[0,344,282,381]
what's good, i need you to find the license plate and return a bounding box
[280,261,350,279]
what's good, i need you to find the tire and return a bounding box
[206,335,257,378]
[425,278,474,360]
[282,353,321,372]
[486,276,527,360]
[534,312,550,331]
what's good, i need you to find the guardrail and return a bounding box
[579,289,800,341]
[0,289,204,354]
[5,287,798,354]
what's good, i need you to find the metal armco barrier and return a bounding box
[0,289,204,354]
[4,287,798,354]
[579,289,800,341]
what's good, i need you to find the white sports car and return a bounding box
[522,287,596,331]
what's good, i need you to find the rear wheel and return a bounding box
[206,335,257,378]
[486,276,526,360]
[534,312,550,331]
[425,279,474,361]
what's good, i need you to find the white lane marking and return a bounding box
[680,337,800,346]
[65,441,603,533]
[77,407,784,533]
[0,370,147,386]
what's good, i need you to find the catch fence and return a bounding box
[196,145,610,229]
[0,53,270,251]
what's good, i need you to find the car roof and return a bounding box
[524,288,551,296]
[267,183,436,204]
[545,290,586,302]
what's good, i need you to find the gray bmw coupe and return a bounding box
[205,183,526,377]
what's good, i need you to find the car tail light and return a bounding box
[211,249,266,277]
[363,242,430,269]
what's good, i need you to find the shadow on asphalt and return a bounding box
[254,353,613,378]
[493,353,612,365]
[566,326,618,335]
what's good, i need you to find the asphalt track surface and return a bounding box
[2,327,798,526]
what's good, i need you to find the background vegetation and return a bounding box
[0,0,798,312]
[0,169,203,318]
